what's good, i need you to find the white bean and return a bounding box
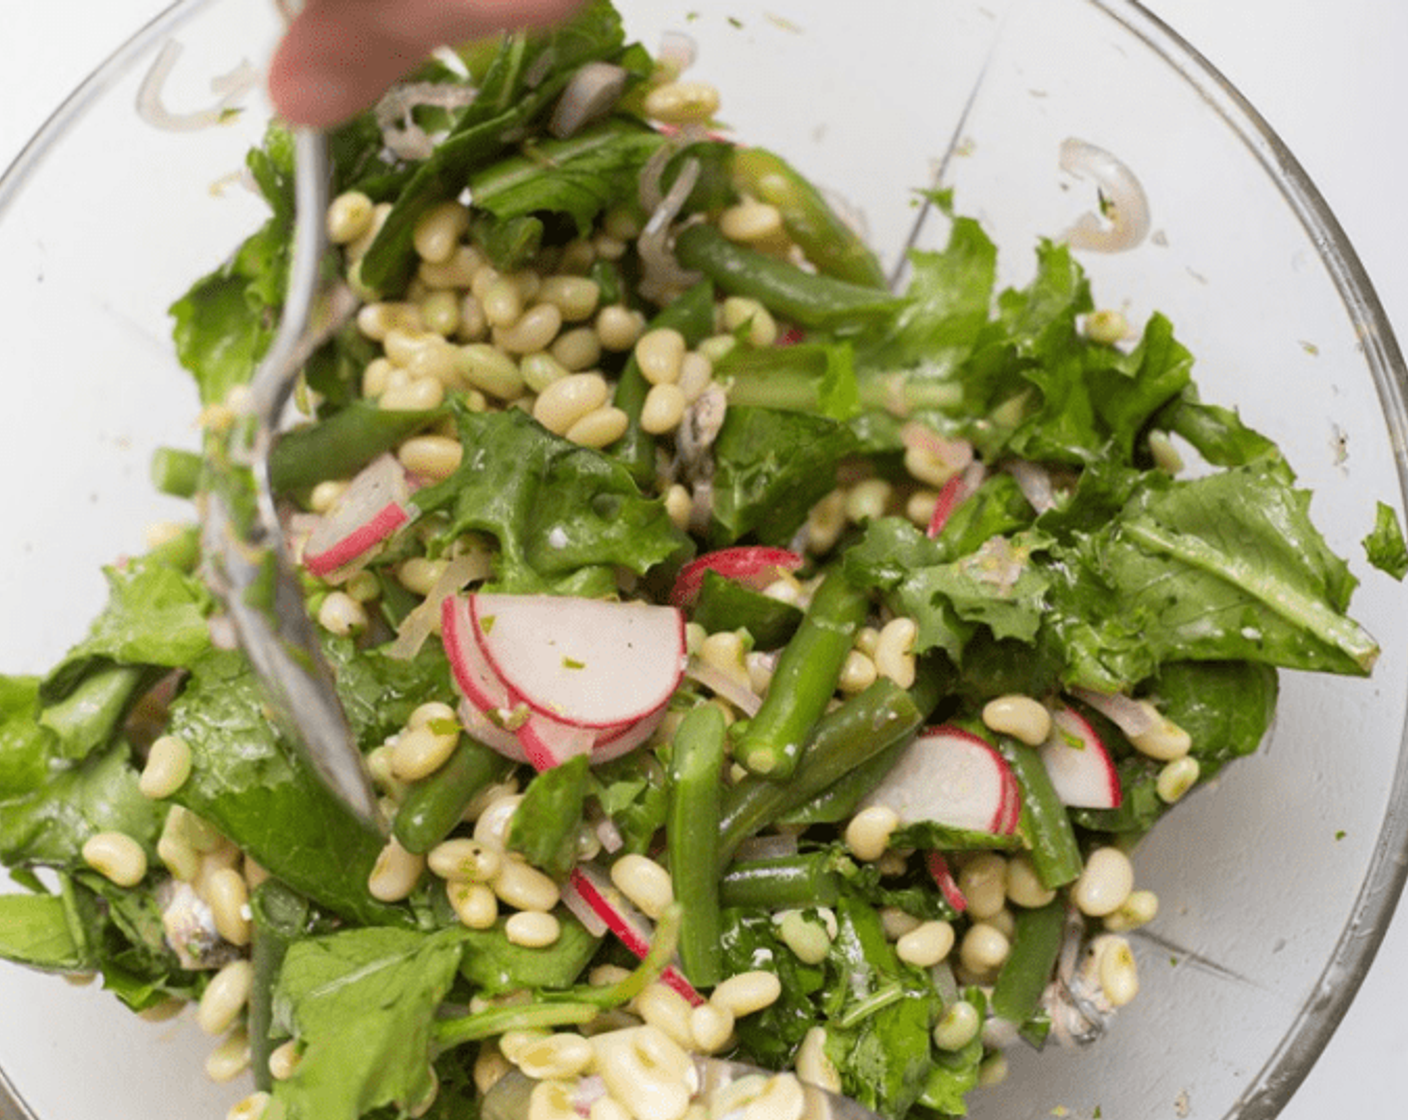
[205,867,251,947]
[368,837,426,902]
[448,881,499,929]
[635,982,696,1050]
[429,838,503,883]
[533,373,609,435]
[895,920,955,968]
[794,1026,842,1093]
[1071,846,1135,918]
[564,406,630,449]
[514,1032,594,1081]
[197,959,254,1035]
[711,970,782,1018]
[610,854,674,920]
[205,1028,251,1083]
[1097,936,1140,1007]
[139,734,192,799]
[81,831,147,887]
[844,805,898,863]
[493,855,561,912]
[981,695,1052,746]
[505,910,562,948]
[958,853,1009,921]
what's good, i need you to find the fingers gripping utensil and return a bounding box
[199,127,379,829]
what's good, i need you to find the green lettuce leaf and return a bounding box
[270,926,469,1120]
[467,119,666,236]
[708,406,858,546]
[358,0,635,294]
[413,406,688,594]
[165,649,407,927]
[1363,500,1408,581]
[0,738,160,869]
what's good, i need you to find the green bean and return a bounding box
[672,223,903,330]
[994,736,1084,889]
[268,399,439,494]
[719,853,841,910]
[715,343,963,416]
[248,880,309,1091]
[667,704,727,986]
[731,567,869,779]
[990,899,1067,1025]
[732,147,888,288]
[776,658,946,826]
[719,678,924,864]
[779,741,908,828]
[150,447,202,499]
[589,257,624,308]
[393,735,514,854]
[609,278,715,484]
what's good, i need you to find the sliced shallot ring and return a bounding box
[137,40,260,132]
[637,159,705,300]
[1067,686,1159,740]
[1004,459,1057,515]
[549,62,628,139]
[1059,138,1151,253]
[683,658,764,718]
[387,547,493,661]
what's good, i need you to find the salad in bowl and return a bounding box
[2,3,1405,1120]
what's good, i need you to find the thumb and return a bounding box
[268,0,585,129]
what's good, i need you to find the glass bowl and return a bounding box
[2,1,1406,1118]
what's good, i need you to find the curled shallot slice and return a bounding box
[1059,137,1151,253]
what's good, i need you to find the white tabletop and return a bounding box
[4,2,1408,1117]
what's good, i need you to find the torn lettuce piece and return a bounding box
[413,406,689,595]
[1363,500,1408,581]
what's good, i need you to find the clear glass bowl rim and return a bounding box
[2,2,1407,1119]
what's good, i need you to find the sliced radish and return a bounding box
[302,454,414,579]
[442,595,512,713]
[995,759,1023,836]
[457,698,531,764]
[444,593,685,770]
[1040,706,1122,810]
[668,547,804,609]
[927,461,988,538]
[565,864,703,1005]
[859,725,1016,835]
[469,593,685,729]
[924,851,968,913]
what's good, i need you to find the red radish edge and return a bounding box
[1041,706,1123,810]
[304,500,410,577]
[444,593,682,770]
[469,594,684,730]
[302,454,414,578]
[924,851,968,913]
[567,866,703,1005]
[926,462,988,539]
[669,546,804,609]
[860,724,1017,837]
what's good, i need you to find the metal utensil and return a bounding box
[481,1057,883,1120]
[199,127,379,829]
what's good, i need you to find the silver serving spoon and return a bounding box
[199,127,378,829]
[481,1058,883,1120]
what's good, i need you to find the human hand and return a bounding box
[269,0,585,129]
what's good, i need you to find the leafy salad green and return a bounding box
[1,3,1402,1120]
